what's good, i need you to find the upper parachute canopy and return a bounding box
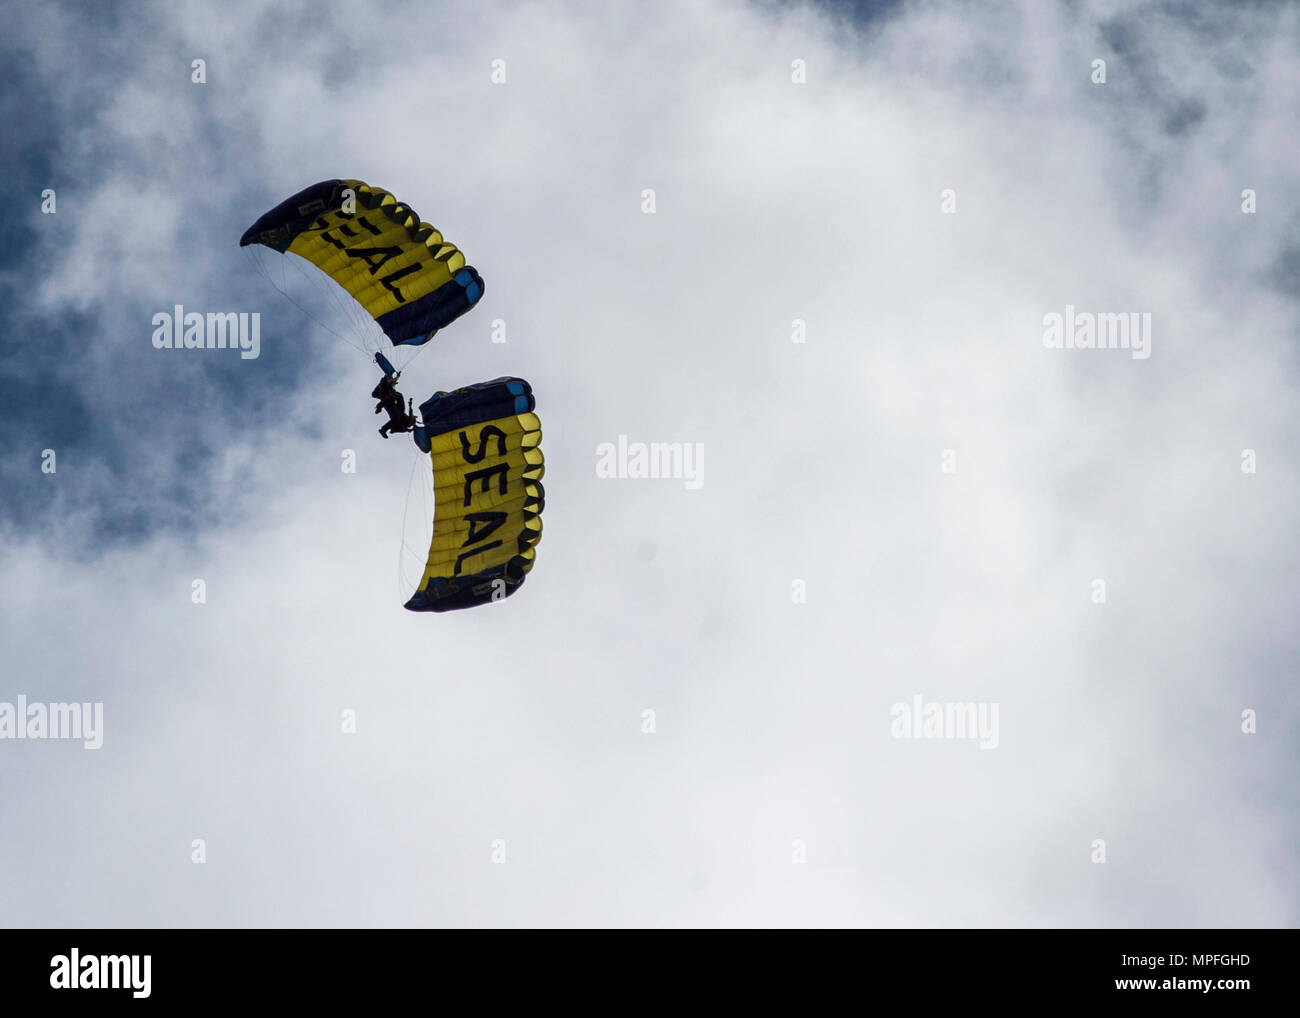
[240,179,483,346]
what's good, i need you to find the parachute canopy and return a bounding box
[406,378,544,612]
[240,179,483,346]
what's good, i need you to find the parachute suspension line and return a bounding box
[244,248,372,357]
[293,248,377,354]
[279,249,379,358]
[394,331,437,372]
[247,245,422,376]
[248,247,369,359]
[398,441,431,602]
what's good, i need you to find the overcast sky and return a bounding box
[1,0,1296,927]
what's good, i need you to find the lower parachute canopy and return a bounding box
[406,378,544,612]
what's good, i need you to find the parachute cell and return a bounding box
[406,378,544,612]
[240,179,484,346]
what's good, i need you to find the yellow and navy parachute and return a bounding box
[406,378,544,611]
[240,179,483,346]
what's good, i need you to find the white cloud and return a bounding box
[2,0,1296,927]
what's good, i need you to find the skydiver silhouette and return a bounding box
[372,372,417,439]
